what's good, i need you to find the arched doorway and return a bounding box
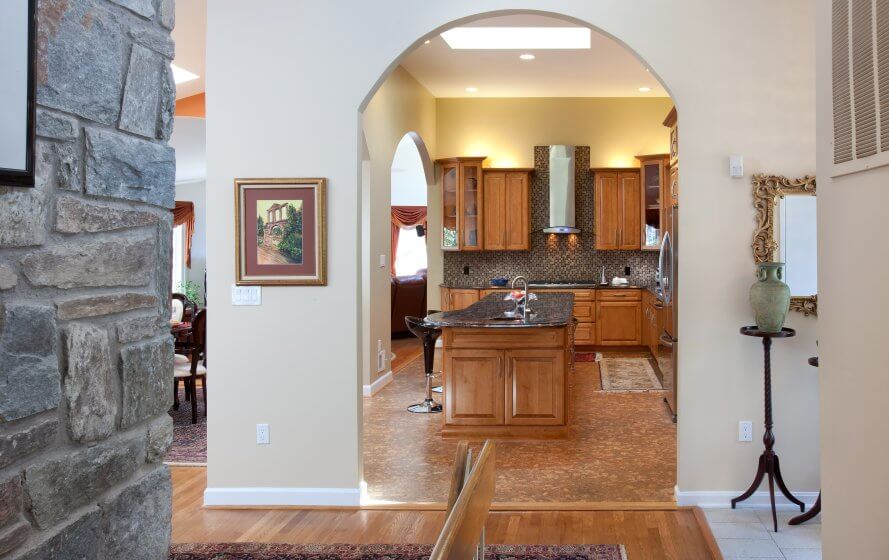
[358,10,678,506]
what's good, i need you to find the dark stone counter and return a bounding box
[426,292,574,328]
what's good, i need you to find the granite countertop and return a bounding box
[440,281,651,291]
[426,292,574,328]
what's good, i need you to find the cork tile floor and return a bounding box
[362,348,677,504]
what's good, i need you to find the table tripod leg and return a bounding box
[772,455,806,512]
[767,467,778,532]
[731,454,766,509]
[789,493,821,525]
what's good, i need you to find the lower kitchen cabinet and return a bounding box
[596,301,642,346]
[445,348,504,426]
[505,349,565,426]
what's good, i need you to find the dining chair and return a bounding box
[173,308,207,424]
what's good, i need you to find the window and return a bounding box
[394,226,427,276]
[172,224,184,291]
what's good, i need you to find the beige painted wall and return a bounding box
[206,0,819,506]
[436,97,673,168]
[816,1,889,556]
[361,66,437,386]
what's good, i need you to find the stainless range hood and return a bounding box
[543,145,579,234]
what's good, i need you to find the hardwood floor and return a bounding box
[390,337,424,373]
[172,467,719,560]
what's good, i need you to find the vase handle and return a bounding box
[757,267,767,281]
[776,266,783,281]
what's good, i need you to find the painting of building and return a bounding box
[256,199,303,265]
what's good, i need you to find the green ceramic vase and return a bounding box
[749,262,791,333]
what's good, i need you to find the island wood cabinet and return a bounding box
[442,327,568,438]
[596,289,642,345]
[483,169,531,251]
[438,157,486,252]
[594,169,641,250]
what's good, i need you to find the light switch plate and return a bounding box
[379,254,387,268]
[232,285,261,306]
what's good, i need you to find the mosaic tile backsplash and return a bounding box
[443,146,660,287]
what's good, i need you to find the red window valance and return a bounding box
[391,205,427,276]
[172,201,195,268]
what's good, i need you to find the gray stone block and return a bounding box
[0,183,47,248]
[0,265,17,291]
[120,45,162,138]
[158,61,176,141]
[0,417,59,469]
[64,323,116,443]
[20,235,155,288]
[121,338,174,427]
[146,414,173,462]
[100,466,171,559]
[84,127,175,208]
[0,475,22,530]
[0,522,29,557]
[13,509,100,560]
[54,142,82,192]
[36,109,79,141]
[158,0,175,29]
[56,292,158,320]
[156,215,174,321]
[116,314,161,344]
[108,0,155,18]
[54,195,159,233]
[0,304,56,357]
[36,0,125,125]
[0,354,62,423]
[24,436,145,528]
[129,23,175,59]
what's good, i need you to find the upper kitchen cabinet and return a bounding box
[663,107,679,206]
[438,157,486,251]
[593,169,641,250]
[636,154,669,250]
[483,169,531,251]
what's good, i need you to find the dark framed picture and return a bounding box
[0,0,37,187]
[235,178,327,286]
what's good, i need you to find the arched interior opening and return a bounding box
[359,11,679,506]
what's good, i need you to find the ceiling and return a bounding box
[401,14,669,98]
[171,0,206,99]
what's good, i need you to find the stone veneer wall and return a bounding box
[443,146,659,287]
[0,0,175,558]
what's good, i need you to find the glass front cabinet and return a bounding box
[635,154,670,251]
[437,157,485,251]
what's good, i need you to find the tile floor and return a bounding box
[704,508,822,559]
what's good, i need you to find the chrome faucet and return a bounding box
[511,276,531,320]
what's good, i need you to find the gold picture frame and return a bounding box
[235,178,327,286]
[751,173,817,316]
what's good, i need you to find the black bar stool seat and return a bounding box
[405,315,442,414]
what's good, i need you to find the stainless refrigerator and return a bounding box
[657,205,678,422]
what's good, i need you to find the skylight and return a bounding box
[171,63,200,85]
[441,27,591,50]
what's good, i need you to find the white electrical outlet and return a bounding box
[377,350,386,372]
[256,423,270,444]
[739,421,753,442]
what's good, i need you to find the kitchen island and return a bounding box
[425,292,574,439]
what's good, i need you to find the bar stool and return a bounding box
[426,309,443,394]
[405,315,442,414]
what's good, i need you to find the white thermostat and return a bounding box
[729,155,744,178]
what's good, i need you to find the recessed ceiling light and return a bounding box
[424,39,431,44]
[171,63,199,85]
[465,87,478,93]
[441,27,591,50]
[519,53,536,60]
[638,87,652,93]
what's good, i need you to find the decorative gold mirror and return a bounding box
[751,174,817,316]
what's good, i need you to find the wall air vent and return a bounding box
[832,0,889,176]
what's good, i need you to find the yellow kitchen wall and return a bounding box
[435,97,674,168]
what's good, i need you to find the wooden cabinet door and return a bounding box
[483,172,506,250]
[504,172,529,250]
[449,289,479,311]
[668,163,679,206]
[596,301,642,345]
[459,161,483,251]
[618,171,641,250]
[504,349,565,425]
[440,287,450,311]
[574,323,595,345]
[445,349,504,426]
[595,171,619,250]
[441,163,459,251]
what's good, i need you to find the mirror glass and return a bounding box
[0,0,34,183]
[777,195,817,296]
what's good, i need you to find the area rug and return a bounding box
[165,385,207,465]
[169,542,627,559]
[598,357,663,392]
[574,352,602,363]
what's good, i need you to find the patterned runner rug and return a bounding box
[165,384,206,465]
[169,542,627,559]
[598,357,663,392]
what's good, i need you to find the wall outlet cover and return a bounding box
[739,420,753,442]
[256,423,270,444]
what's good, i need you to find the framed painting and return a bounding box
[235,178,327,286]
[0,0,37,187]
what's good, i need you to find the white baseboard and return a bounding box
[363,370,392,397]
[204,486,361,507]
[677,489,820,509]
